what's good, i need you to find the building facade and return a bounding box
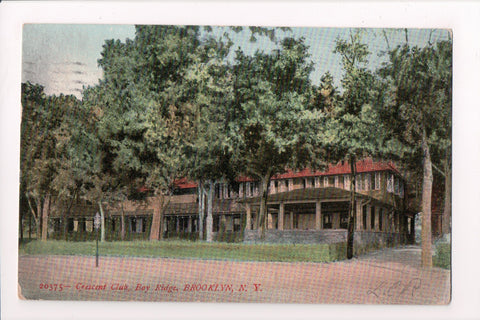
[47,158,415,245]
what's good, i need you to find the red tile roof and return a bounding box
[174,177,198,189]
[174,158,400,189]
[272,158,399,180]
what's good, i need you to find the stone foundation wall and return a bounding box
[244,229,407,245]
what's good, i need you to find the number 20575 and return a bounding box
[39,283,64,291]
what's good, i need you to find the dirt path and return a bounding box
[18,245,450,304]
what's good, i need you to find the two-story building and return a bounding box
[48,158,415,245]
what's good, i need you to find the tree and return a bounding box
[20,82,81,241]
[376,40,452,267]
[86,25,239,241]
[231,37,326,238]
[328,29,385,259]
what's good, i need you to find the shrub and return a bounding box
[433,243,451,269]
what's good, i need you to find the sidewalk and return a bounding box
[18,245,450,304]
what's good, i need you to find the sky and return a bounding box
[22,24,450,99]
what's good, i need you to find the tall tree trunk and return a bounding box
[442,157,451,235]
[41,193,51,241]
[36,198,42,239]
[198,182,205,241]
[256,172,271,240]
[98,201,105,242]
[206,180,214,242]
[149,194,169,240]
[26,195,39,239]
[421,129,433,268]
[120,203,126,241]
[29,211,32,239]
[347,155,356,259]
[19,210,24,242]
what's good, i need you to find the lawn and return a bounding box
[19,240,347,263]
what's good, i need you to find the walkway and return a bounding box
[18,245,450,304]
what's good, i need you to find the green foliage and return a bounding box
[20,82,83,238]
[433,243,451,269]
[230,37,324,179]
[376,40,452,160]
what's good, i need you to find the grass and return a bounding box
[19,239,350,263]
[433,243,451,269]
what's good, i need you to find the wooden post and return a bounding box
[187,216,192,233]
[315,201,321,230]
[267,213,273,230]
[290,211,294,229]
[374,206,380,231]
[279,203,284,230]
[245,203,251,230]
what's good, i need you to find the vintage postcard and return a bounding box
[17,23,451,305]
[6,2,480,320]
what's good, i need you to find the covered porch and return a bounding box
[242,187,413,244]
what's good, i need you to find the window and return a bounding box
[274,180,279,191]
[338,176,345,189]
[239,183,244,197]
[234,217,241,232]
[323,177,328,188]
[85,219,93,232]
[302,179,307,189]
[310,178,315,188]
[130,217,145,233]
[356,174,363,191]
[340,213,349,229]
[213,216,220,232]
[285,179,289,191]
[67,218,75,232]
[323,214,332,229]
[344,175,351,190]
[374,172,381,190]
[365,174,371,191]
[387,174,394,193]
[394,177,400,195]
[328,176,335,187]
[78,218,86,232]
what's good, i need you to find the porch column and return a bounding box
[366,206,371,231]
[176,217,180,232]
[279,202,284,230]
[187,216,192,233]
[315,200,322,230]
[245,203,251,230]
[267,212,273,230]
[290,211,294,229]
[221,214,227,232]
[374,206,380,231]
[355,201,362,230]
